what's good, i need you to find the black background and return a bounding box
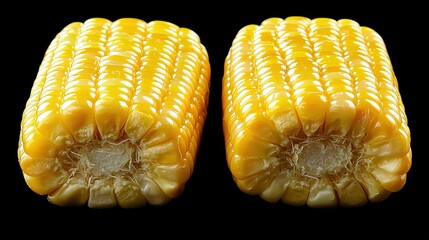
[5,2,426,233]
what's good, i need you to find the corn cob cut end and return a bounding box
[18,18,210,208]
[223,16,411,207]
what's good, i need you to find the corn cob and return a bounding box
[18,18,210,208]
[222,16,411,207]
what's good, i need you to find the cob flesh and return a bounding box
[222,16,411,207]
[18,18,210,208]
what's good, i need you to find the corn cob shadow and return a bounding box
[222,16,411,207]
[18,18,210,208]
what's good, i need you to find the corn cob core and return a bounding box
[18,18,210,208]
[222,16,411,207]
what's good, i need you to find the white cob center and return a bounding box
[63,140,141,182]
[288,137,354,177]
[79,141,136,177]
